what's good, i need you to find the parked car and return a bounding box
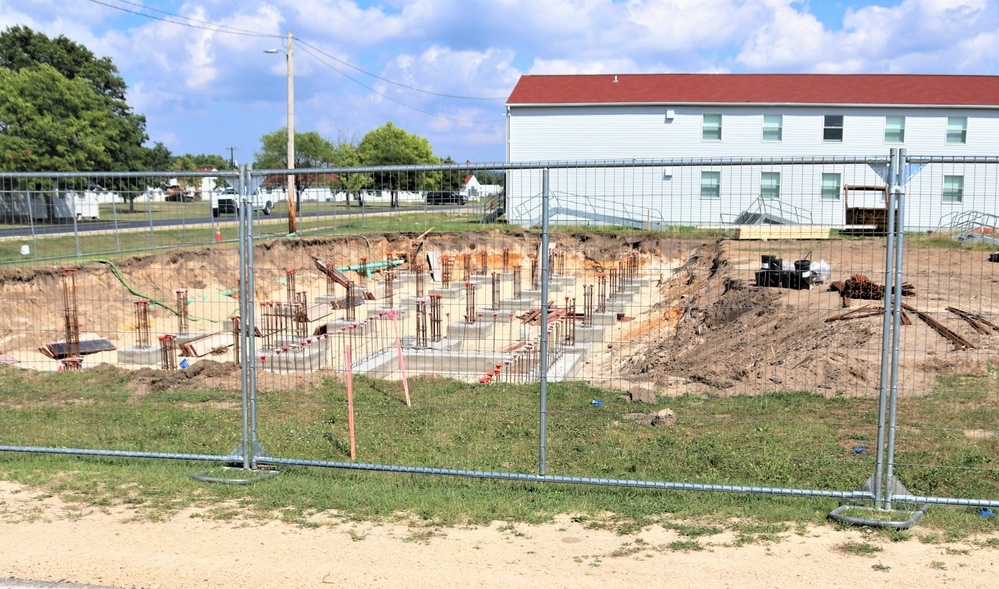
[425,190,466,205]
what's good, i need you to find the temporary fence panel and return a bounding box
[0,170,244,463]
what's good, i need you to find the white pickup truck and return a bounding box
[211,187,274,217]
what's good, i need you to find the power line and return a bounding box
[296,44,505,125]
[86,0,507,102]
[84,0,279,38]
[295,39,507,101]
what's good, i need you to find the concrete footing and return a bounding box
[448,321,494,340]
[117,346,160,365]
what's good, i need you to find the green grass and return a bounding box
[2,365,999,533]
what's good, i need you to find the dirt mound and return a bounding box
[624,240,882,394]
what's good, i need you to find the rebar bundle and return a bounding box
[597,274,608,312]
[491,272,500,310]
[582,285,594,328]
[479,250,488,276]
[462,254,472,281]
[513,265,522,299]
[502,247,510,272]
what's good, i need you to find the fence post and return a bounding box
[873,148,899,506]
[539,168,551,476]
[237,163,251,471]
[884,148,907,510]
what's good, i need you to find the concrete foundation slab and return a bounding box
[325,318,373,336]
[574,325,606,343]
[590,311,619,326]
[478,309,516,323]
[117,346,160,365]
[448,320,494,340]
[501,297,540,311]
[429,285,462,299]
[257,338,329,373]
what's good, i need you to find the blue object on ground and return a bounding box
[852,446,864,454]
[590,400,603,406]
[179,358,189,369]
[979,508,995,517]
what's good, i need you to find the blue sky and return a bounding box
[2,0,997,165]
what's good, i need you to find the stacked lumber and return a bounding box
[829,274,915,307]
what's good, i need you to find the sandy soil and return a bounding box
[1,481,997,589]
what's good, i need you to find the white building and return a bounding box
[505,73,999,230]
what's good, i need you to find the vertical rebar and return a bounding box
[566,297,576,345]
[61,268,81,362]
[513,265,522,299]
[231,315,241,365]
[176,289,189,336]
[465,282,476,324]
[159,334,177,370]
[442,255,454,287]
[346,283,356,322]
[597,274,607,312]
[463,253,472,281]
[286,269,296,303]
[134,300,151,348]
[531,256,539,290]
[430,294,442,342]
[415,263,425,297]
[491,272,500,310]
[502,247,510,273]
[359,257,368,287]
[583,285,594,328]
[609,268,618,300]
[385,270,395,309]
[415,298,428,348]
[479,250,488,276]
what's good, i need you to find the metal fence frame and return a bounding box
[2,152,997,515]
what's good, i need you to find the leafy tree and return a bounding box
[142,142,173,170]
[329,133,370,207]
[0,25,149,171]
[255,128,336,195]
[0,64,118,171]
[359,122,440,191]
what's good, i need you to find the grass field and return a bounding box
[1,365,997,533]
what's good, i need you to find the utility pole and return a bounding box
[226,146,238,169]
[286,30,297,235]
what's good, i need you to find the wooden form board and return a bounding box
[732,226,832,240]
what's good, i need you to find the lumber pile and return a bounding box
[829,274,914,307]
[824,305,912,325]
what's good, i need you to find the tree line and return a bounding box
[1,26,498,201]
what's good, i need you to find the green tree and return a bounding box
[359,122,440,191]
[255,128,336,194]
[0,25,149,171]
[0,65,118,171]
[329,133,370,207]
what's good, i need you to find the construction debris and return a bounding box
[902,303,974,350]
[39,333,116,359]
[830,274,915,307]
[946,307,999,335]
[825,305,912,325]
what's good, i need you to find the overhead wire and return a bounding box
[85,0,508,120]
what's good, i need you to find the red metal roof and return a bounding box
[506,74,999,107]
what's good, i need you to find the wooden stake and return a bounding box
[345,345,356,461]
[391,310,412,407]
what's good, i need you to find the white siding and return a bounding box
[507,105,999,230]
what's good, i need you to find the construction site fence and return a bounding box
[1,151,998,519]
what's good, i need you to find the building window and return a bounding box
[821,173,841,200]
[823,115,843,142]
[943,175,964,203]
[885,116,905,143]
[947,116,968,144]
[700,171,720,199]
[761,172,781,199]
[763,114,783,141]
[702,114,722,141]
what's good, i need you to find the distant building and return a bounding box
[505,73,999,230]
